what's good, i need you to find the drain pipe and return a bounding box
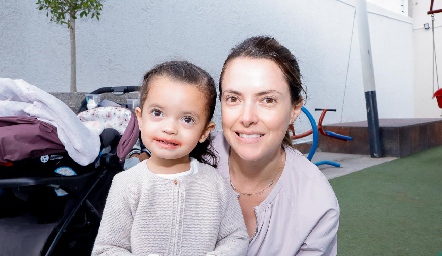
[355,0,383,157]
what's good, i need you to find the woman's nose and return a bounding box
[240,102,258,127]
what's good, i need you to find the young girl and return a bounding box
[92,61,248,256]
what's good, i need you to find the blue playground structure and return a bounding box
[290,107,353,167]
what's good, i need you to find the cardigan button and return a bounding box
[173,180,178,185]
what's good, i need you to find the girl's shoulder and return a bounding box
[191,160,231,193]
[113,160,151,184]
[195,160,224,180]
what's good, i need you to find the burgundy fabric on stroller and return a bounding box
[0,116,65,164]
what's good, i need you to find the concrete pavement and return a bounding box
[311,152,397,180]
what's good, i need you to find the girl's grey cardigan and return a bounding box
[92,160,248,256]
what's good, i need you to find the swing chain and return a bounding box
[432,13,439,94]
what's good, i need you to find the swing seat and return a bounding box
[432,88,442,108]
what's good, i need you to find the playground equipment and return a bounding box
[290,107,353,167]
[429,1,442,108]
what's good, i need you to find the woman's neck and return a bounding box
[229,146,285,183]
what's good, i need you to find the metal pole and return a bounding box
[355,0,382,157]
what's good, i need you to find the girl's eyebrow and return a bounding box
[146,103,163,108]
[182,111,200,119]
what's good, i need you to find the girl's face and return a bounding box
[220,57,301,162]
[135,76,215,165]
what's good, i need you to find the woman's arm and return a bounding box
[92,174,135,256]
[299,205,339,255]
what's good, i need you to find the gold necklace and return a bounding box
[229,151,285,197]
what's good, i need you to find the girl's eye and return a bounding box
[182,116,195,124]
[150,109,163,117]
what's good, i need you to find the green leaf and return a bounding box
[36,0,103,28]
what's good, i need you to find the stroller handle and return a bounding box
[89,86,140,95]
[78,86,141,113]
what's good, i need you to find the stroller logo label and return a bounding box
[50,155,64,160]
[40,155,49,163]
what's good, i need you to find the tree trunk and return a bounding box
[69,13,77,92]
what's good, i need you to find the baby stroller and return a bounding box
[0,79,140,256]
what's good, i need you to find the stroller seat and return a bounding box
[0,80,140,256]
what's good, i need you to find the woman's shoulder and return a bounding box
[284,147,327,180]
[282,147,338,204]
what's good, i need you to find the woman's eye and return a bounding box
[225,96,239,103]
[182,116,195,124]
[150,109,163,117]
[263,97,276,104]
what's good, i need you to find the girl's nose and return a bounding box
[161,119,178,135]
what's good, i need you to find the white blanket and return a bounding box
[0,78,100,166]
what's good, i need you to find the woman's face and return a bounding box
[220,57,301,162]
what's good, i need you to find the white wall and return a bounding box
[412,0,442,117]
[0,0,416,129]
[368,0,409,15]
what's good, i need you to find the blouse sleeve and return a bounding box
[298,202,339,255]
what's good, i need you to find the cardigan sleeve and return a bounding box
[92,173,136,256]
[208,183,249,256]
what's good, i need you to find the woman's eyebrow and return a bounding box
[222,89,282,97]
[221,90,241,96]
[256,90,282,96]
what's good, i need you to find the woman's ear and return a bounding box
[290,100,303,124]
[135,106,142,128]
[199,122,216,143]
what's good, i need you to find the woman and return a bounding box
[212,36,340,255]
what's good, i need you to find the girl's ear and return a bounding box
[199,122,216,143]
[135,106,143,128]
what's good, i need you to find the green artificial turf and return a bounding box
[329,145,442,256]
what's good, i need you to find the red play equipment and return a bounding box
[433,88,442,108]
[428,0,442,14]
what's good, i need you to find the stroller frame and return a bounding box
[0,86,140,256]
